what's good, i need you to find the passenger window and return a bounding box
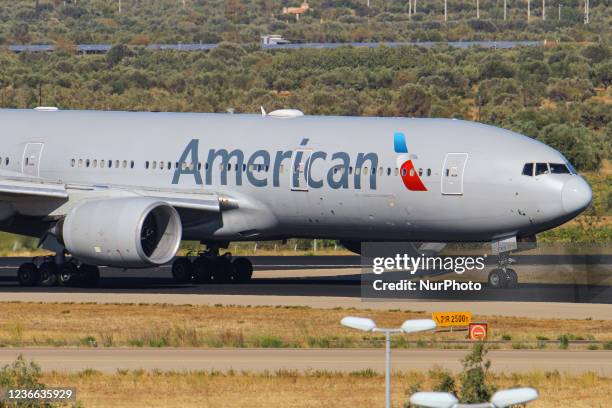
[78,159,83,168]
[427,168,431,176]
[115,160,120,168]
[145,161,150,169]
[418,168,423,177]
[131,161,135,169]
[445,169,449,177]
[535,163,549,176]
[401,168,407,177]
[394,168,399,176]
[522,163,533,176]
[92,160,97,168]
[122,160,127,168]
[153,161,158,170]
[168,162,172,170]
[349,166,353,175]
[160,161,165,170]
[100,160,105,169]
[549,163,570,174]
[387,168,391,176]
[85,159,90,168]
[5,158,9,166]
[71,159,75,167]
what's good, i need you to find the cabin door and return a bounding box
[22,143,44,177]
[441,153,468,195]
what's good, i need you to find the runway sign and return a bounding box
[469,323,488,340]
[432,312,472,327]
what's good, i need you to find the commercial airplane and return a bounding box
[0,108,591,289]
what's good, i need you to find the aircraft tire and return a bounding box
[58,263,78,286]
[488,269,506,289]
[212,257,233,283]
[506,268,518,288]
[172,258,193,283]
[17,262,39,287]
[193,257,213,283]
[232,257,253,283]
[38,261,58,287]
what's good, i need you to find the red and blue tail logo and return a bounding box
[394,132,427,191]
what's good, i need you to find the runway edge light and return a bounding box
[340,316,376,332]
[409,392,458,408]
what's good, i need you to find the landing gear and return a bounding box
[38,261,58,287]
[171,258,193,283]
[171,247,253,284]
[17,262,38,286]
[16,256,100,287]
[488,253,519,289]
[232,257,254,283]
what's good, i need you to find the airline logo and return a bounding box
[394,132,427,191]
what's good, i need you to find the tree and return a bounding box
[459,342,497,404]
[479,57,514,80]
[106,44,133,67]
[538,124,604,171]
[396,84,432,117]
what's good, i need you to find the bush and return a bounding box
[558,334,570,349]
[459,343,497,403]
[396,84,432,117]
[0,355,54,408]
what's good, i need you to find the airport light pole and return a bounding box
[410,387,539,408]
[341,316,437,408]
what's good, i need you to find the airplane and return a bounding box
[0,107,592,289]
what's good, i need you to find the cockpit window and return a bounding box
[535,162,549,176]
[549,163,570,174]
[522,163,534,176]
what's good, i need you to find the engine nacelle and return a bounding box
[61,197,182,268]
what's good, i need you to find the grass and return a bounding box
[0,302,611,349]
[36,369,612,408]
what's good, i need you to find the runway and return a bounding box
[0,348,609,375]
[0,256,610,304]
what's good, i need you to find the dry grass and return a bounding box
[38,369,612,408]
[1,302,611,349]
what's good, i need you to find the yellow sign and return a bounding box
[432,312,472,327]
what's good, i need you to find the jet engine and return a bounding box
[60,197,182,268]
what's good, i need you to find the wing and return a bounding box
[0,169,231,220]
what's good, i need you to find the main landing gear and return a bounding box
[17,256,100,287]
[171,248,253,284]
[487,252,518,289]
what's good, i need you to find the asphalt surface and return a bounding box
[0,348,609,374]
[0,256,610,303]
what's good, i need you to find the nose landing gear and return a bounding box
[171,246,253,284]
[487,253,518,289]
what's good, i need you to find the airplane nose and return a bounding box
[561,177,592,214]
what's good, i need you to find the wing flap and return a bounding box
[0,180,68,199]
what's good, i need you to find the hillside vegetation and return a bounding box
[0,0,609,44]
